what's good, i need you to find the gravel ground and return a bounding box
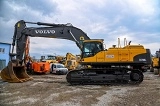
[0,71,160,106]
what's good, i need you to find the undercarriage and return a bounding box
[66,67,144,85]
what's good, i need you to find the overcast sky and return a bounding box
[0,0,160,58]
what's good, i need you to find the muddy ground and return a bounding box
[0,71,160,106]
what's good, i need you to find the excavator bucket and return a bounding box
[0,60,33,83]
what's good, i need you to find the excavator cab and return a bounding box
[82,39,104,58]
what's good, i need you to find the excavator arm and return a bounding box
[13,20,90,61]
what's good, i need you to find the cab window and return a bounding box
[82,42,103,58]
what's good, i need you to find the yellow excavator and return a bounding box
[151,49,160,75]
[0,20,152,84]
[64,53,79,71]
[56,55,66,64]
[41,55,58,63]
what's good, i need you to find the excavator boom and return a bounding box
[14,20,90,60]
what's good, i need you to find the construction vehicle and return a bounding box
[29,61,50,74]
[25,56,51,75]
[41,55,58,63]
[55,55,66,64]
[24,37,50,75]
[0,20,151,84]
[151,49,160,75]
[64,53,79,70]
[28,55,57,74]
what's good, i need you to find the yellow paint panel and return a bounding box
[129,49,146,61]
[96,51,105,62]
[82,44,147,63]
[83,56,96,62]
[105,48,119,62]
[152,57,159,67]
[118,49,129,62]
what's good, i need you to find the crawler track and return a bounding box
[66,68,144,85]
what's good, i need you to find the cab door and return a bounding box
[96,51,105,62]
[118,49,130,62]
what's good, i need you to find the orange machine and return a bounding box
[30,62,50,74]
[25,37,50,74]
